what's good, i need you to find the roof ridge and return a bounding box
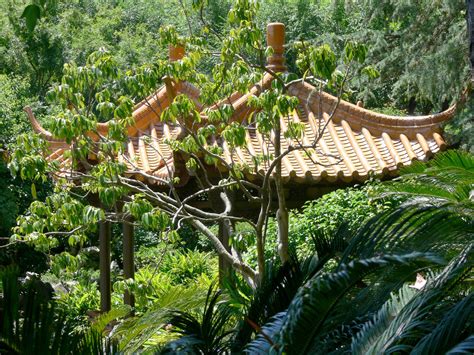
[287,81,456,129]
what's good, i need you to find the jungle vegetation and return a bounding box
[0,0,473,353]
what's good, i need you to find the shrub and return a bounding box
[290,181,389,255]
[243,181,390,266]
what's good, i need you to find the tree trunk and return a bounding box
[274,124,289,264]
[255,224,266,281]
[467,0,474,85]
[217,219,232,284]
[123,219,135,308]
[189,218,257,283]
[209,189,235,284]
[276,200,289,263]
[99,220,111,312]
[255,192,269,280]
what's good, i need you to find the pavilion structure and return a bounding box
[25,23,456,312]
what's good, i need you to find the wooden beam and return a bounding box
[123,220,135,307]
[99,220,111,312]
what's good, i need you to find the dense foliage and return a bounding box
[113,150,474,353]
[0,0,473,353]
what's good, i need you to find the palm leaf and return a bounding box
[113,284,208,352]
[0,265,116,354]
[159,284,235,354]
[277,252,442,354]
[342,204,473,262]
[351,246,472,354]
[400,150,474,174]
[244,311,286,354]
[411,293,474,354]
[350,285,418,354]
[446,335,474,354]
[231,257,313,352]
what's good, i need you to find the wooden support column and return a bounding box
[123,220,135,307]
[99,220,111,312]
[218,219,232,285]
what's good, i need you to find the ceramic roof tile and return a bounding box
[27,75,454,186]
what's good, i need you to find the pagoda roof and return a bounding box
[26,74,455,186]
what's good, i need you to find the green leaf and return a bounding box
[344,41,368,64]
[310,44,336,81]
[361,66,380,80]
[278,253,443,354]
[31,183,37,200]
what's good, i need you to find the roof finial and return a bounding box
[266,23,286,72]
[169,45,185,61]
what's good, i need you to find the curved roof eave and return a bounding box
[26,80,202,142]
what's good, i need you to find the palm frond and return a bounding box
[382,181,462,201]
[159,284,235,355]
[113,284,208,352]
[231,257,314,352]
[380,150,474,222]
[350,246,472,354]
[446,335,474,354]
[310,225,349,265]
[411,293,474,354]
[400,150,474,174]
[0,265,116,354]
[159,335,205,354]
[90,305,131,334]
[243,311,286,355]
[350,285,420,354]
[277,252,442,354]
[342,204,473,263]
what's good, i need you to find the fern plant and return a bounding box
[158,284,235,354]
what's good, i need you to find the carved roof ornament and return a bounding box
[266,22,286,73]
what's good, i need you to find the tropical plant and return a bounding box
[344,150,474,262]
[241,150,474,353]
[350,249,473,355]
[159,284,235,354]
[0,265,122,354]
[229,257,316,352]
[246,252,448,354]
[112,284,211,353]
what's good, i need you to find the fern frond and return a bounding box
[342,204,473,262]
[113,284,208,352]
[446,335,474,354]
[350,246,472,354]
[400,150,474,174]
